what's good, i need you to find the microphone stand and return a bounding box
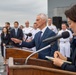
[25,42,55,64]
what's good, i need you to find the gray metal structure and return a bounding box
[48,0,76,20]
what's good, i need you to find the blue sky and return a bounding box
[0,0,47,27]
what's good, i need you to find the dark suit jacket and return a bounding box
[1,33,10,45]
[70,37,76,57]
[20,27,58,59]
[10,28,23,46]
[1,33,10,56]
[61,48,76,72]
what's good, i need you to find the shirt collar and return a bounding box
[62,29,67,32]
[15,28,18,30]
[41,26,47,34]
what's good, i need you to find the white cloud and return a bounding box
[0,0,47,27]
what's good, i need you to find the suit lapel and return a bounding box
[41,27,49,41]
[37,27,50,49]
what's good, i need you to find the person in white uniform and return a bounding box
[48,17,58,34]
[22,21,33,50]
[31,22,40,51]
[22,21,33,42]
[58,23,73,57]
[32,22,40,38]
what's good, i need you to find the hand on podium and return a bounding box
[11,38,22,44]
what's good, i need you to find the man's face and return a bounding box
[61,24,67,30]
[14,23,18,28]
[36,16,44,29]
[48,18,52,25]
[48,18,52,26]
[25,22,29,27]
[33,23,37,29]
[5,24,9,28]
[68,18,76,33]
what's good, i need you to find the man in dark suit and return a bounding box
[11,13,58,59]
[10,21,23,47]
[5,22,12,34]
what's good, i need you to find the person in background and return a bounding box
[10,21,23,47]
[31,22,40,52]
[11,13,58,60]
[32,22,40,38]
[1,27,10,64]
[22,21,33,42]
[5,22,12,34]
[53,4,76,72]
[19,25,24,30]
[58,23,73,57]
[48,17,58,34]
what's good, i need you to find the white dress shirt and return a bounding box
[22,27,33,41]
[48,24,58,34]
[40,26,48,37]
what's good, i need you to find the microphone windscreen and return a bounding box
[28,33,32,36]
[62,31,70,38]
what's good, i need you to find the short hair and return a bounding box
[48,17,52,19]
[25,21,29,24]
[2,27,8,34]
[37,13,47,22]
[65,5,76,22]
[14,21,19,25]
[61,22,68,27]
[5,22,10,25]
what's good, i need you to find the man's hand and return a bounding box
[11,38,22,43]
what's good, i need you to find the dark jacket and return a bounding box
[10,28,23,47]
[1,33,10,56]
[1,33,10,45]
[61,47,76,72]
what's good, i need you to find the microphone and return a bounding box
[43,31,70,42]
[25,33,32,37]
[25,33,32,41]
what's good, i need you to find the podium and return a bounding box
[5,48,38,59]
[8,57,76,75]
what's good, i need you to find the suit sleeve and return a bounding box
[61,56,76,72]
[67,57,72,62]
[20,39,35,48]
[61,62,76,72]
[18,29,23,40]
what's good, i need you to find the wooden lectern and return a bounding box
[8,57,76,75]
[5,48,38,59]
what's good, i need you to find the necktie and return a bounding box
[39,31,42,40]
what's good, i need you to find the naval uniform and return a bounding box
[48,24,58,34]
[58,29,73,57]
